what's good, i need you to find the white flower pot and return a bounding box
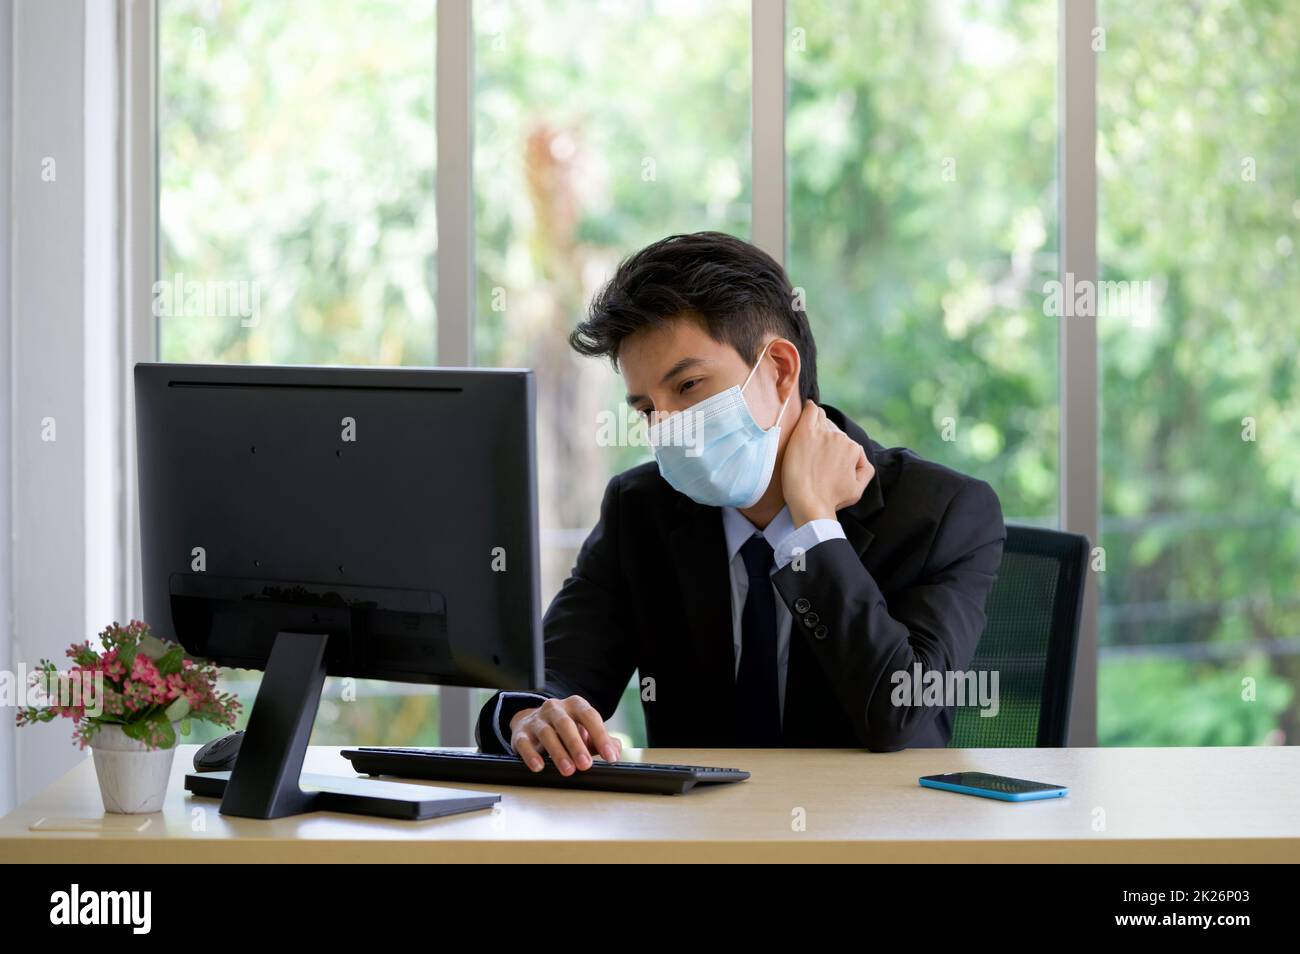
[88,722,180,814]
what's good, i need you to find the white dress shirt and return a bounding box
[491,507,847,754]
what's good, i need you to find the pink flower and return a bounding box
[17,620,242,750]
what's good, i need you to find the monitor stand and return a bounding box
[184,630,500,821]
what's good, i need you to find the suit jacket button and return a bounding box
[794,597,811,614]
[813,624,829,640]
[802,613,819,628]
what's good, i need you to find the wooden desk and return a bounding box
[2,745,1297,862]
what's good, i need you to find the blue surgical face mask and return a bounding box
[646,340,793,509]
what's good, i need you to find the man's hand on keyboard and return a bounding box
[508,695,623,775]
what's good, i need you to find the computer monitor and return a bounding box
[134,362,543,820]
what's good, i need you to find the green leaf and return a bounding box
[164,696,191,722]
[139,633,169,660]
[122,720,152,743]
[71,646,99,667]
[118,641,138,673]
[179,717,192,735]
[156,646,186,676]
[153,716,177,749]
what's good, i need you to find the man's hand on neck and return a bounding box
[739,396,804,530]
[780,400,874,528]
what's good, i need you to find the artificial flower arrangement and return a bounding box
[16,620,241,750]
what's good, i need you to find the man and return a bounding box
[475,231,1006,774]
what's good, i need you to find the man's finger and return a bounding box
[513,733,545,772]
[549,710,593,771]
[573,702,620,762]
[534,723,577,775]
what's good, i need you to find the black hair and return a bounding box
[570,231,819,402]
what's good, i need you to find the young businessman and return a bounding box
[475,231,1006,773]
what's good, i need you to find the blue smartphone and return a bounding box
[919,772,1068,802]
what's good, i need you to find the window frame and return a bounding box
[133,0,1102,745]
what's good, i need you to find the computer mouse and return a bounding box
[193,730,244,772]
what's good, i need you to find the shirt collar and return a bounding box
[720,505,796,564]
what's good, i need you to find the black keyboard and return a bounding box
[340,747,750,796]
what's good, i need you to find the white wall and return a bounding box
[10,0,91,806]
[0,0,16,818]
[5,0,125,810]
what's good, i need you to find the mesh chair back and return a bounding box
[948,526,1089,747]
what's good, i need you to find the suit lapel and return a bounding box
[823,403,884,560]
[783,404,886,744]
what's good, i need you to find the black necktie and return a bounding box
[735,534,781,746]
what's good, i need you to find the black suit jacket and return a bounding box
[475,404,1006,753]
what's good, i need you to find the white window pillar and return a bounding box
[435,0,475,744]
[0,0,15,818]
[1059,0,1100,746]
[751,0,786,264]
[4,0,137,808]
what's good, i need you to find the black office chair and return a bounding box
[947,525,1089,748]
